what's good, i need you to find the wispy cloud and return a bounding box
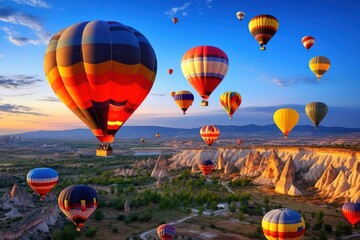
[0,103,48,116]
[0,74,42,88]
[261,74,318,87]
[150,93,167,97]
[165,2,191,17]
[37,96,59,102]
[205,0,213,8]
[12,0,50,8]
[0,54,3,58]
[0,7,51,46]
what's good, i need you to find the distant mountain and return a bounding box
[8,124,360,140]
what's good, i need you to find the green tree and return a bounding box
[94,209,104,221]
[85,227,97,238]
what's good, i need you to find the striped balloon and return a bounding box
[248,14,279,50]
[181,46,229,106]
[44,21,157,143]
[58,185,99,231]
[220,91,242,119]
[157,224,176,240]
[200,125,220,146]
[342,201,360,225]
[309,56,330,80]
[305,102,328,128]
[301,36,315,50]
[27,168,58,200]
[262,208,305,240]
[173,90,194,114]
[199,160,215,176]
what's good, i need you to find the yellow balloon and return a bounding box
[309,56,330,80]
[273,108,299,138]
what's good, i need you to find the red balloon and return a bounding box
[168,69,173,75]
[342,201,360,225]
[199,160,214,176]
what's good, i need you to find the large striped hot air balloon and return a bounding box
[173,90,194,114]
[181,46,229,106]
[305,102,328,128]
[157,224,176,240]
[342,201,360,226]
[220,91,242,119]
[58,185,99,231]
[199,159,215,176]
[273,108,299,138]
[262,208,305,240]
[200,125,220,146]
[248,14,279,50]
[27,168,58,200]
[309,56,330,80]
[301,36,315,51]
[44,20,157,155]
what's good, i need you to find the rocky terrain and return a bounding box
[169,146,360,202]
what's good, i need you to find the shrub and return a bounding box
[85,227,97,238]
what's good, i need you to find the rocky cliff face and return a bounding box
[275,156,302,196]
[151,154,169,179]
[170,147,359,201]
[8,183,34,207]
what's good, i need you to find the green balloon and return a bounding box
[305,102,328,128]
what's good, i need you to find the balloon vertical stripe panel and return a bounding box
[44,20,157,143]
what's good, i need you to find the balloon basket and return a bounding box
[96,143,113,157]
[201,100,208,107]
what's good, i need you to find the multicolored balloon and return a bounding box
[309,56,330,80]
[58,185,99,231]
[157,224,176,240]
[168,69,173,75]
[156,133,161,138]
[200,125,220,146]
[27,168,58,200]
[342,201,360,226]
[220,91,242,119]
[236,11,245,21]
[305,102,328,128]
[181,46,229,106]
[199,160,215,176]
[172,18,178,24]
[273,108,299,138]
[170,91,176,98]
[301,36,315,50]
[173,90,194,114]
[44,20,157,144]
[262,208,305,240]
[248,14,279,50]
[237,138,243,146]
[140,138,145,143]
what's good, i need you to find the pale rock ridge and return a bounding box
[275,156,302,196]
[348,160,360,186]
[216,153,225,170]
[253,149,285,185]
[9,183,34,207]
[224,161,233,174]
[239,151,262,177]
[151,154,169,179]
[321,170,351,197]
[314,164,339,190]
[191,164,199,173]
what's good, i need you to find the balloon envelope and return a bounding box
[342,202,360,225]
[273,108,299,138]
[44,20,157,143]
[156,133,160,138]
[309,56,330,80]
[181,46,229,106]
[172,18,178,24]
[302,36,315,50]
[262,208,305,240]
[157,224,176,240]
[168,69,173,75]
[173,90,194,114]
[200,125,220,146]
[220,91,242,119]
[199,159,215,176]
[58,185,99,231]
[236,11,245,21]
[27,168,58,200]
[305,102,328,128]
[248,14,279,50]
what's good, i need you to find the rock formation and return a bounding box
[151,154,169,179]
[224,161,233,174]
[321,170,351,197]
[8,183,34,207]
[314,164,339,190]
[253,150,285,185]
[239,151,262,177]
[191,163,199,173]
[216,153,225,170]
[275,156,302,196]
[124,200,130,213]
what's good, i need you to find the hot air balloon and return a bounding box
[309,56,330,80]
[43,20,157,156]
[301,36,315,51]
[273,108,299,138]
[220,91,242,119]
[342,201,360,226]
[199,159,215,176]
[157,224,176,240]
[170,91,176,97]
[237,138,242,146]
[140,138,145,143]
[248,14,279,50]
[156,133,160,138]
[173,90,194,114]
[262,208,305,240]
[200,125,220,146]
[27,168,58,201]
[168,69,173,75]
[236,11,245,21]
[58,185,99,231]
[172,17,178,24]
[181,46,229,106]
[305,102,328,128]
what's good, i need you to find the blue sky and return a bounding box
[0,0,359,134]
